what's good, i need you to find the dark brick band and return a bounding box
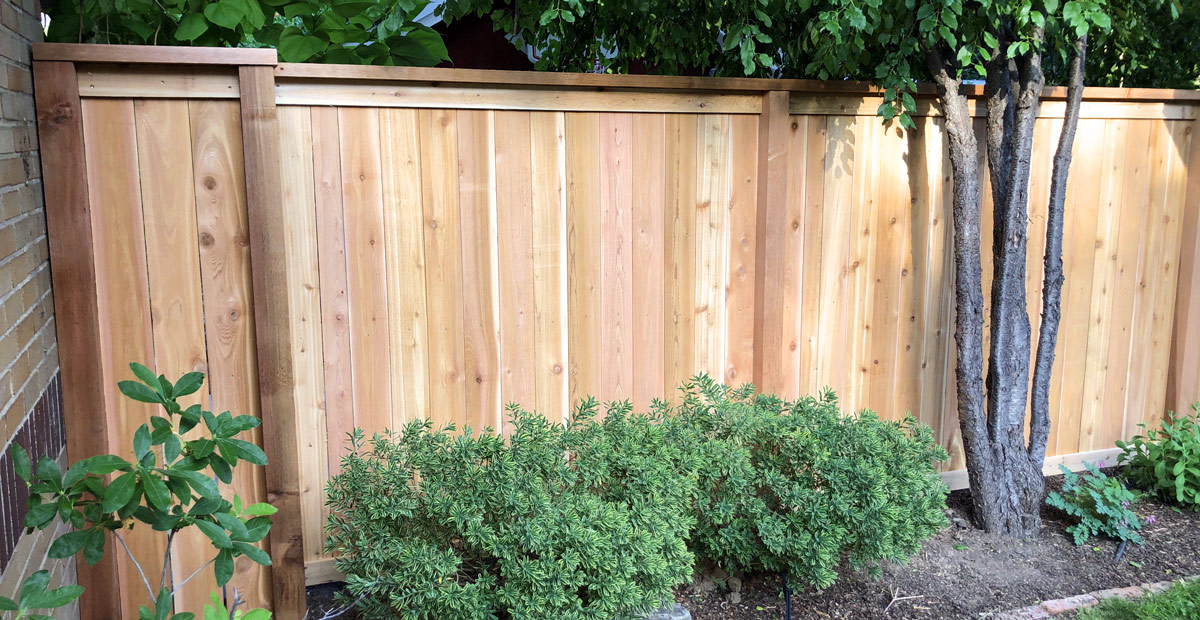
[0,371,65,572]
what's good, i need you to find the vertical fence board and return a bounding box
[457,110,502,429]
[600,113,634,403]
[726,115,759,388]
[694,115,730,382]
[311,108,356,468]
[419,109,469,426]
[1167,118,1200,418]
[495,110,537,415]
[530,112,569,419]
[1054,118,1107,456]
[797,117,826,395]
[34,61,123,616]
[566,113,602,406]
[191,98,273,610]
[133,98,217,612]
[277,106,329,565]
[631,114,667,408]
[777,115,806,399]
[83,98,161,619]
[378,108,431,426]
[338,108,391,438]
[664,114,699,399]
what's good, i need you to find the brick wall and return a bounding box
[0,0,78,616]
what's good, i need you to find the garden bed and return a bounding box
[306,472,1200,619]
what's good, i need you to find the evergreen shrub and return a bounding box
[667,376,948,588]
[325,400,698,620]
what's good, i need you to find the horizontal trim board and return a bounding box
[35,43,276,65]
[274,81,762,113]
[791,96,1199,120]
[26,44,1200,104]
[305,558,342,587]
[77,65,239,98]
[275,62,1200,103]
[939,448,1124,492]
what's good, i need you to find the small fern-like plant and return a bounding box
[1046,462,1143,545]
[325,401,698,620]
[666,375,949,589]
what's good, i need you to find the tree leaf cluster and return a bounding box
[1117,403,1200,509]
[43,0,486,65]
[6,364,276,619]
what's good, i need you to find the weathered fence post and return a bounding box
[238,64,308,618]
[753,91,793,396]
[1168,117,1200,417]
[31,58,124,620]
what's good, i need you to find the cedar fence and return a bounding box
[30,43,1200,619]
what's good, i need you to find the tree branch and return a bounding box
[113,530,157,601]
[984,23,1016,212]
[1029,34,1087,463]
[924,43,991,492]
[985,27,1045,438]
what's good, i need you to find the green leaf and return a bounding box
[385,28,450,67]
[196,519,233,549]
[35,457,62,485]
[173,372,206,398]
[22,584,84,610]
[0,596,17,611]
[164,435,182,464]
[214,549,235,586]
[278,27,328,62]
[48,529,91,558]
[87,455,130,475]
[19,570,50,602]
[131,363,161,391]
[171,469,220,499]
[243,502,278,517]
[143,473,172,510]
[24,502,57,529]
[11,443,30,481]
[216,512,250,540]
[204,0,246,30]
[1045,0,1060,13]
[134,425,152,460]
[234,541,272,566]
[102,471,137,513]
[119,381,162,404]
[230,439,268,466]
[240,610,271,620]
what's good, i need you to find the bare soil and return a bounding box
[307,473,1200,619]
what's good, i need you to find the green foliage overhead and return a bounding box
[325,402,697,620]
[43,0,486,65]
[1118,404,1200,509]
[1045,462,1144,545]
[666,377,948,588]
[1052,0,1200,88]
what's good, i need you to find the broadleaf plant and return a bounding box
[5,364,276,619]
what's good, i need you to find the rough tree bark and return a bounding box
[926,32,1089,537]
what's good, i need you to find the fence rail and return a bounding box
[31,43,1200,619]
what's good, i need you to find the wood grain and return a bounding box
[34,60,122,618]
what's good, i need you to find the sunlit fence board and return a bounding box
[32,46,1200,609]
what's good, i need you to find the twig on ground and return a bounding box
[883,586,924,615]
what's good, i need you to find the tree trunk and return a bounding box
[927,32,1088,537]
[1030,35,1088,463]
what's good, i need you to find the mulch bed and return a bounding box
[306,472,1200,619]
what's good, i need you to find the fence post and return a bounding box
[238,64,307,618]
[753,91,793,395]
[1167,118,1200,417]
[31,59,124,619]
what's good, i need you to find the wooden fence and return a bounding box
[31,43,1200,619]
